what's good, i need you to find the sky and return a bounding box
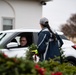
[43,0,76,30]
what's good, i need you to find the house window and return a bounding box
[3,18,14,30]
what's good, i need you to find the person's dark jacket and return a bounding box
[37,28,63,61]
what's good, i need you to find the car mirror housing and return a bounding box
[7,42,18,48]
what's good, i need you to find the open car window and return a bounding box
[8,32,33,48]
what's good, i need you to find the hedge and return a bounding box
[0,52,76,75]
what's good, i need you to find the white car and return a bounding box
[0,29,76,64]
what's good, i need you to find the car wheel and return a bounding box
[64,56,76,66]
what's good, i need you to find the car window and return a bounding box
[59,35,68,40]
[0,33,6,41]
[15,36,20,45]
[10,32,33,47]
[0,31,38,48]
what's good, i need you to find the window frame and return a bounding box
[2,17,14,30]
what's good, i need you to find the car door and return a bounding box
[1,32,34,58]
[1,47,28,58]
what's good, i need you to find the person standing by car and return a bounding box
[18,36,28,47]
[37,17,63,61]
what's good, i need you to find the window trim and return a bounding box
[2,17,14,30]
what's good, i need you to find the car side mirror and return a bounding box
[7,42,18,48]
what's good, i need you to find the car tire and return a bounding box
[64,56,76,66]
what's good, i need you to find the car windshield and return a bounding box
[0,33,6,41]
[59,35,68,40]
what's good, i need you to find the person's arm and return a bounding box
[37,32,47,54]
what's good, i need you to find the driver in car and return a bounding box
[18,36,28,47]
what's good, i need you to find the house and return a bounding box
[0,0,51,31]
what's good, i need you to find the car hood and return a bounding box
[62,39,74,48]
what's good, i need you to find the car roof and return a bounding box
[0,29,40,33]
[0,29,64,35]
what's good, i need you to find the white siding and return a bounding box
[0,0,14,30]
[0,0,42,30]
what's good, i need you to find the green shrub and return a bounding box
[0,44,76,75]
[0,52,76,75]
